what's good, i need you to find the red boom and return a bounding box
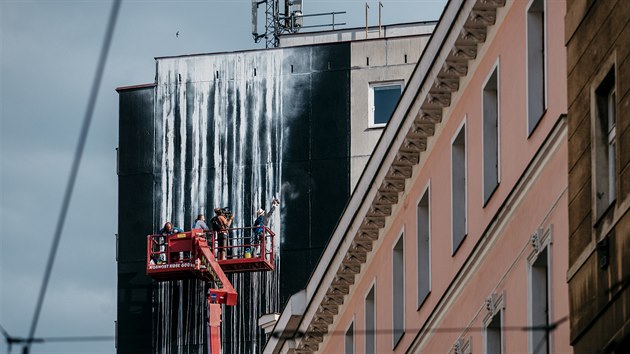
[146,226,276,350]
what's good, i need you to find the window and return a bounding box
[345,321,354,354]
[370,82,403,127]
[530,247,550,354]
[483,66,500,204]
[365,285,376,354]
[485,310,503,354]
[417,186,431,306]
[484,292,505,354]
[393,235,405,347]
[452,122,467,254]
[593,67,617,218]
[527,0,546,135]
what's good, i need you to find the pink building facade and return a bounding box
[265,0,571,353]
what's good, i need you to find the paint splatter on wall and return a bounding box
[117,43,350,353]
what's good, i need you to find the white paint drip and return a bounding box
[155,49,289,353]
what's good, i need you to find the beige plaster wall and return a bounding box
[350,35,430,190]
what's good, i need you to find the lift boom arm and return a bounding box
[146,227,276,353]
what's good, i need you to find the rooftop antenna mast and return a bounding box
[252,0,346,48]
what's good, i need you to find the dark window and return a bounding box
[483,67,499,204]
[531,247,550,354]
[486,311,503,354]
[393,235,405,346]
[452,124,467,254]
[417,188,430,306]
[593,68,616,218]
[371,83,402,126]
[365,286,376,354]
[527,0,546,135]
[345,321,354,354]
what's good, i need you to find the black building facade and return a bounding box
[117,43,351,353]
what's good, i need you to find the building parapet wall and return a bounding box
[279,21,435,47]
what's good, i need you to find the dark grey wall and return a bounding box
[278,43,351,305]
[117,85,156,353]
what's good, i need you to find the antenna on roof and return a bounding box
[252,0,346,48]
[379,1,383,38]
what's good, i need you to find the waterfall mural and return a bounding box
[154,50,286,353]
[117,43,351,353]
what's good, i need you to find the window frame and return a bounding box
[484,309,504,354]
[606,87,617,202]
[528,245,552,353]
[590,56,618,223]
[451,118,468,255]
[483,292,505,354]
[345,318,355,354]
[482,61,501,206]
[526,0,548,137]
[365,281,376,354]
[416,182,431,309]
[368,80,404,128]
[524,226,555,353]
[392,231,405,348]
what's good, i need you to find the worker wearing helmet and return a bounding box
[253,198,279,257]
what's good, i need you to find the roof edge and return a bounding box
[115,83,156,92]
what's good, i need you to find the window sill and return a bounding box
[366,124,386,131]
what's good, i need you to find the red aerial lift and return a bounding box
[146,226,275,353]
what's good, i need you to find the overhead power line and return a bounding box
[34,335,114,343]
[270,316,568,339]
[24,0,122,353]
[2,323,114,354]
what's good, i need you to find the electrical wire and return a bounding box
[2,322,113,354]
[270,315,568,339]
[0,323,19,354]
[37,336,114,343]
[24,0,122,352]
[0,323,11,339]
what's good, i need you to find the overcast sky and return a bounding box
[0,1,446,352]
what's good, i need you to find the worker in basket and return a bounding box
[253,198,279,257]
[152,222,183,264]
[193,214,210,234]
[211,207,233,260]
